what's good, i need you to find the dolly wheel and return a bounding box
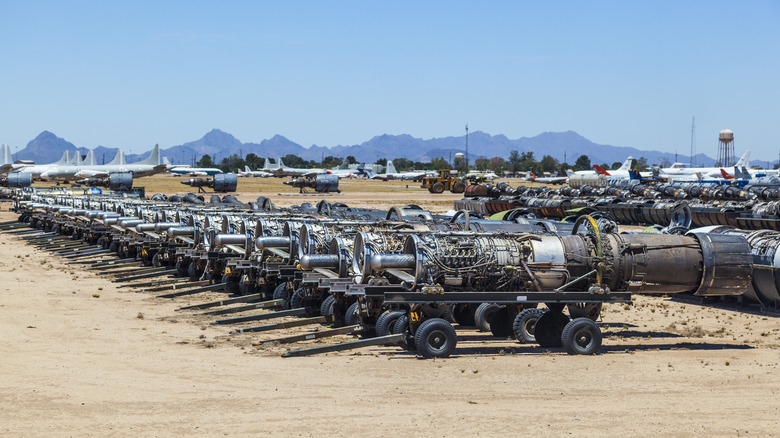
[561,317,602,355]
[414,318,457,358]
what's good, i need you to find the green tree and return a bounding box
[196,154,214,168]
[635,157,649,171]
[539,155,560,174]
[346,155,357,165]
[321,156,343,169]
[431,157,449,170]
[219,154,245,172]
[244,153,263,170]
[375,158,387,166]
[573,155,591,171]
[610,161,622,170]
[488,157,506,174]
[393,158,414,171]
[282,154,307,168]
[474,157,490,171]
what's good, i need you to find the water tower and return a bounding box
[452,152,466,167]
[716,129,735,167]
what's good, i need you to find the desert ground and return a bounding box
[1,175,779,436]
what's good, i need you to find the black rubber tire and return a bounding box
[488,306,515,338]
[152,252,162,268]
[375,311,404,337]
[451,181,466,194]
[272,282,290,310]
[392,314,415,351]
[432,182,445,193]
[452,304,476,327]
[567,303,602,321]
[238,278,255,296]
[534,311,570,348]
[513,308,547,343]
[290,287,306,309]
[109,241,118,253]
[175,261,188,277]
[320,295,335,317]
[344,301,360,326]
[414,318,457,359]
[187,261,200,281]
[474,303,501,332]
[561,317,602,355]
[222,275,241,295]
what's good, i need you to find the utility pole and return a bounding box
[690,116,696,167]
[465,124,469,170]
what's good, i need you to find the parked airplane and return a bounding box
[263,155,326,178]
[238,165,273,178]
[526,170,570,184]
[326,162,375,179]
[660,151,751,181]
[165,160,223,176]
[16,144,167,181]
[464,170,499,181]
[372,160,429,181]
[8,150,73,179]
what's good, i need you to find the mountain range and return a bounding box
[12,129,768,169]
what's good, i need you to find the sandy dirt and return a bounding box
[1,182,780,436]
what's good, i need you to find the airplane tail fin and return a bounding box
[386,160,397,174]
[593,164,611,176]
[735,150,751,168]
[739,166,751,179]
[720,168,735,180]
[54,150,70,165]
[108,150,127,166]
[69,151,81,165]
[628,169,641,180]
[528,171,537,181]
[566,169,574,177]
[695,172,704,181]
[277,156,286,168]
[136,144,161,165]
[338,158,349,170]
[244,165,251,173]
[617,156,633,172]
[0,144,11,165]
[266,155,279,170]
[83,150,97,166]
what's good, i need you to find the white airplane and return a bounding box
[324,158,375,179]
[526,170,571,184]
[17,145,168,181]
[371,160,429,181]
[660,150,751,180]
[165,159,223,176]
[568,156,634,178]
[238,165,273,178]
[464,170,499,180]
[8,150,73,179]
[264,155,326,178]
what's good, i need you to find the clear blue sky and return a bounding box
[1,1,779,161]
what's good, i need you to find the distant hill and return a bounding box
[18,128,768,169]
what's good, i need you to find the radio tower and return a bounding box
[689,117,696,167]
